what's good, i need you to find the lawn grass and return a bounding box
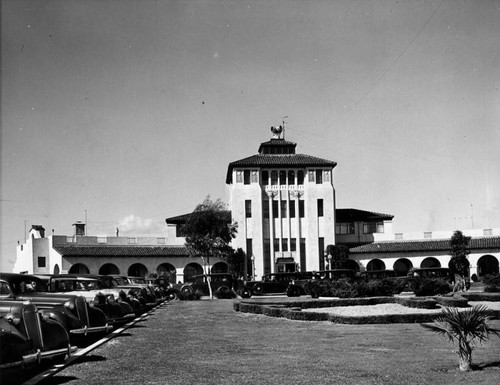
[43,300,500,385]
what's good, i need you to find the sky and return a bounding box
[2,0,500,272]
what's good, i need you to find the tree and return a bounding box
[449,230,471,293]
[226,248,246,279]
[325,244,349,270]
[421,305,500,371]
[183,196,238,298]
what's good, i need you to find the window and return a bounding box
[273,238,280,251]
[290,200,296,218]
[308,170,315,182]
[282,239,288,252]
[236,171,243,183]
[38,256,46,268]
[244,170,251,185]
[128,237,137,244]
[317,199,324,217]
[262,171,269,185]
[272,200,279,218]
[290,238,297,252]
[316,169,323,184]
[288,170,295,185]
[246,239,253,264]
[279,170,287,185]
[318,238,325,270]
[300,238,306,271]
[263,200,270,218]
[281,201,287,218]
[251,170,259,183]
[363,222,384,234]
[297,170,304,185]
[176,224,186,237]
[336,223,355,235]
[299,200,305,218]
[245,200,252,218]
[271,171,278,185]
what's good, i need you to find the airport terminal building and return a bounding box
[14,129,500,281]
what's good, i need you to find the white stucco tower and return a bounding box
[226,126,337,280]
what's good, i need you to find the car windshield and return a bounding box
[53,279,103,291]
[10,276,49,294]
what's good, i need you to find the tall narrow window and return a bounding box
[281,239,288,252]
[262,171,269,185]
[297,170,304,185]
[290,238,297,252]
[316,169,323,184]
[300,238,306,272]
[319,237,325,270]
[38,256,46,268]
[289,200,296,218]
[308,170,315,182]
[299,200,305,218]
[271,171,278,185]
[288,170,295,185]
[272,200,279,218]
[244,170,251,185]
[274,238,280,252]
[317,199,324,217]
[245,200,252,218]
[263,200,270,218]
[279,170,287,185]
[281,201,287,218]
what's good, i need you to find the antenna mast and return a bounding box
[282,116,288,140]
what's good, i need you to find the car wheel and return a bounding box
[168,290,180,300]
[286,286,300,297]
[240,290,251,298]
[252,284,264,295]
[181,286,193,295]
[216,286,231,298]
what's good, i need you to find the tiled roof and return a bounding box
[337,208,394,221]
[226,154,337,183]
[350,236,500,254]
[54,244,188,257]
[166,210,232,224]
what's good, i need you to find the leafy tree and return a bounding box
[226,248,246,278]
[421,305,500,371]
[449,230,471,293]
[183,196,238,298]
[325,244,349,269]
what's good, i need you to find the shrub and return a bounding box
[483,274,500,293]
[410,277,451,296]
[179,289,202,301]
[433,296,469,308]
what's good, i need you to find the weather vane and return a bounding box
[270,116,288,139]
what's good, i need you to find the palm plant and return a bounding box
[421,305,500,371]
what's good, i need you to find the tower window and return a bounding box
[282,239,288,252]
[316,169,323,184]
[279,170,287,185]
[245,200,252,218]
[271,171,278,185]
[297,170,304,185]
[272,200,279,218]
[288,170,295,185]
[244,170,251,184]
[299,200,305,218]
[290,200,296,218]
[262,171,269,185]
[281,201,287,218]
[317,199,324,217]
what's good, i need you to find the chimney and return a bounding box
[73,221,86,236]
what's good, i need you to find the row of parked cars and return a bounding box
[177,267,454,299]
[0,272,170,375]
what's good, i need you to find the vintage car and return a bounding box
[43,274,138,322]
[407,267,453,281]
[180,273,246,298]
[359,269,397,281]
[0,300,77,372]
[286,269,356,297]
[96,275,160,311]
[0,273,111,343]
[246,272,314,296]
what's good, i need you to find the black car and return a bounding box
[0,300,77,373]
[180,273,245,298]
[286,269,356,297]
[0,273,110,343]
[247,272,314,296]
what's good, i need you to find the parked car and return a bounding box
[0,299,77,372]
[97,275,160,311]
[407,267,453,282]
[180,273,245,298]
[246,272,314,296]
[44,274,139,322]
[286,269,356,297]
[0,273,110,343]
[360,269,397,281]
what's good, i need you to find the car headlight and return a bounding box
[5,312,21,325]
[64,300,75,310]
[106,294,116,303]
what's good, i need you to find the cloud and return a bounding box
[116,215,166,236]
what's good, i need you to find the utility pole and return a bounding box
[470,203,474,229]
